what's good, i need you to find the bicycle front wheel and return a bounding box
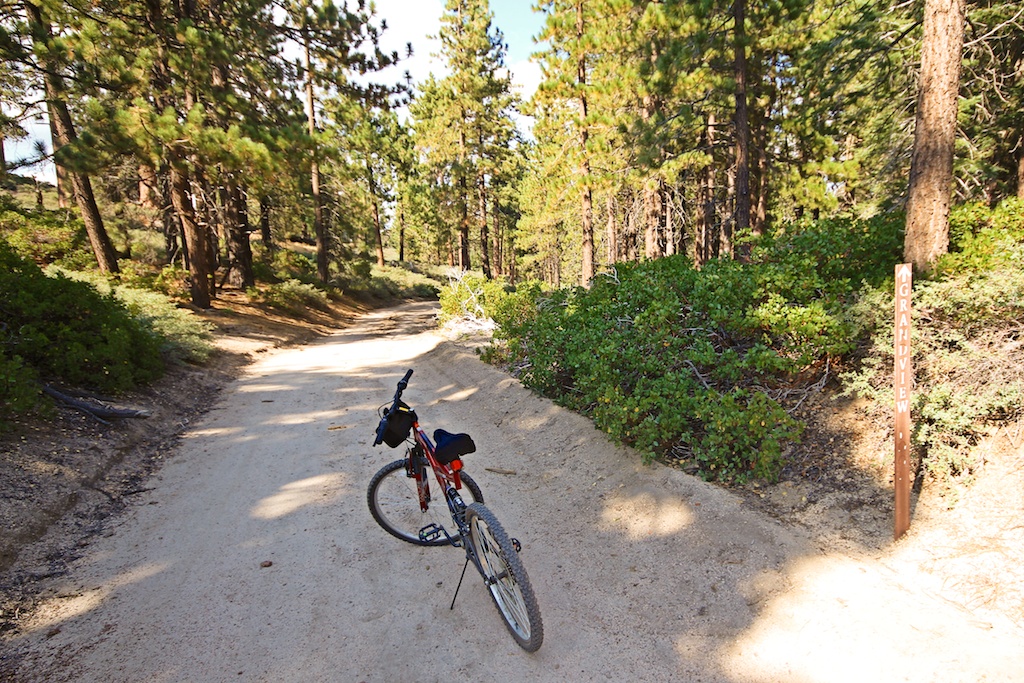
[367,459,483,546]
[465,503,543,652]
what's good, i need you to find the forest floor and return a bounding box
[0,293,1022,680]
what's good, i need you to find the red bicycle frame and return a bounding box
[409,419,464,512]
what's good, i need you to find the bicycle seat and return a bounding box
[433,429,476,464]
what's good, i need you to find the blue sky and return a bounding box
[5,1,548,182]
[372,0,547,101]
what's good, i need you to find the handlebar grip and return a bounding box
[398,368,413,392]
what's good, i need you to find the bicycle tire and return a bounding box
[367,459,483,546]
[465,503,543,652]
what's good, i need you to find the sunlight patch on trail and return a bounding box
[599,491,694,539]
[24,562,170,635]
[719,555,1024,683]
[251,473,349,520]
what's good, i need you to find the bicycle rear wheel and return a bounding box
[367,459,483,546]
[465,503,543,652]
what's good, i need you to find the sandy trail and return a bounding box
[6,301,1023,682]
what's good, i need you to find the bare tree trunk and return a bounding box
[478,175,491,279]
[606,194,617,264]
[696,114,719,267]
[492,196,502,277]
[905,0,966,271]
[26,1,119,273]
[1017,143,1024,200]
[723,160,735,258]
[169,162,211,308]
[398,200,406,262]
[732,0,751,253]
[304,33,329,282]
[577,0,595,287]
[665,188,675,256]
[224,178,254,288]
[45,115,69,208]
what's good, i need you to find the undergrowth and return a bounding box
[477,205,1022,487]
[0,239,166,425]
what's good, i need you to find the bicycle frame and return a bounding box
[408,422,465,513]
[407,422,476,551]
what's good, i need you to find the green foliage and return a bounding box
[361,263,442,301]
[487,252,835,483]
[0,194,93,268]
[251,244,320,284]
[841,200,1024,487]
[0,349,43,426]
[250,279,332,315]
[941,198,1024,274]
[46,267,215,364]
[438,272,510,322]
[0,239,165,400]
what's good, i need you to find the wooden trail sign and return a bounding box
[894,264,913,539]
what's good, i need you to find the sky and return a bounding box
[5,0,547,183]
[370,0,546,98]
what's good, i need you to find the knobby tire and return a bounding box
[465,502,543,652]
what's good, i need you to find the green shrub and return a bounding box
[46,267,215,364]
[941,198,1024,274]
[840,200,1024,487]
[0,195,93,268]
[0,238,165,397]
[486,255,822,482]
[0,349,43,426]
[252,279,332,315]
[439,271,511,322]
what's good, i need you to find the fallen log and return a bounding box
[42,385,152,425]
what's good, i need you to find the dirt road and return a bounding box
[5,301,1023,682]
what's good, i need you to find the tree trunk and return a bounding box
[606,194,617,264]
[492,196,502,277]
[398,200,406,262]
[577,0,594,287]
[696,113,718,267]
[26,1,119,273]
[732,0,751,253]
[458,125,471,270]
[479,175,491,279]
[304,33,329,282]
[1017,143,1024,200]
[224,178,254,288]
[169,162,211,308]
[45,115,69,208]
[905,0,966,271]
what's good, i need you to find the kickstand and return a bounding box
[450,557,470,611]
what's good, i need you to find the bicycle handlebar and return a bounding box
[373,369,414,446]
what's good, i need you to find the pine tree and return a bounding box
[905,0,966,271]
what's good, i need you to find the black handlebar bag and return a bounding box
[379,402,417,447]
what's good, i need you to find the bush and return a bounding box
[0,194,93,268]
[0,238,165,400]
[0,349,43,426]
[251,279,332,315]
[438,271,511,322]
[487,255,818,482]
[841,199,1024,488]
[47,267,215,364]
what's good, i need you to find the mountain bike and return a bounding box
[367,369,543,652]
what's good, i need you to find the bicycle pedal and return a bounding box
[419,524,454,544]
[511,538,522,553]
